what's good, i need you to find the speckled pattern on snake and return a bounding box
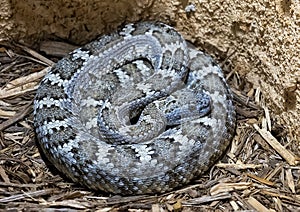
[34,22,236,195]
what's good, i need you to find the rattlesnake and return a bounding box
[34,22,236,195]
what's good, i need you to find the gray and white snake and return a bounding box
[34,22,236,195]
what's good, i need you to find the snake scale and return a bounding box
[34,22,236,195]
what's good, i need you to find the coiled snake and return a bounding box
[34,22,236,195]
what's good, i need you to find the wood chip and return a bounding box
[254,124,299,166]
[247,196,275,212]
[0,101,33,131]
[210,182,252,196]
[182,193,232,205]
[216,162,263,170]
[0,189,55,203]
[246,173,275,186]
[15,43,55,66]
[0,67,49,99]
[285,169,295,193]
[0,165,10,183]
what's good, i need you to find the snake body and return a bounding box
[34,22,236,195]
